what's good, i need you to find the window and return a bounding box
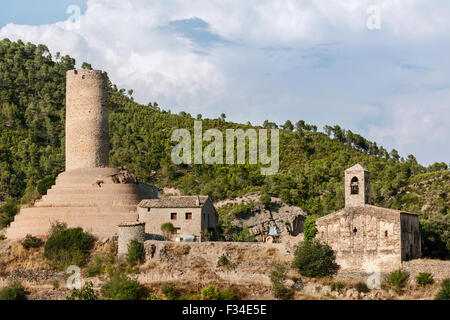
[353,227,358,233]
[385,230,388,237]
[170,212,177,220]
[350,177,359,194]
[185,212,192,220]
[147,208,150,212]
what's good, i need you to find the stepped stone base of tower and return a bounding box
[5,168,157,239]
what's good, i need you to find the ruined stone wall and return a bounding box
[400,213,421,260]
[65,69,109,171]
[316,206,402,272]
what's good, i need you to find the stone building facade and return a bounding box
[316,164,421,272]
[138,196,218,241]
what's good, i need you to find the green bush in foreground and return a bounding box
[270,264,293,300]
[385,269,409,294]
[355,282,370,293]
[126,240,145,266]
[162,281,178,300]
[101,270,143,300]
[201,285,237,300]
[84,253,116,277]
[44,223,95,270]
[435,278,450,300]
[21,234,43,249]
[0,281,28,300]
[67,281,98,300]
[292,240,339,278]
[416,272,434,287]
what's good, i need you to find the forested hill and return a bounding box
[0,39,448,257]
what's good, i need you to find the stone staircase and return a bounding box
[5,168,155,239]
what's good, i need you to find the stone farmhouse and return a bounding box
[138,196,219,241]
[316,164,421,272]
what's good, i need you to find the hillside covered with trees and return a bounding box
[0,39,448,258]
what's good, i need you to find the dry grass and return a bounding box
[1,240,49,271]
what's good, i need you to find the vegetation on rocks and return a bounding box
[21,234,43,249]
[269,264,293,300]
[100,270,144,300]
[435,278,450,300]
[67,281,98,300]
[0,281,28,300]
[292,240,339,278]
[43,222,95,270]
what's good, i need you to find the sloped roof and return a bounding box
[138,196,209,208]
[345,163,368,172]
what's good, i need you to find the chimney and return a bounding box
[196,196,200,206]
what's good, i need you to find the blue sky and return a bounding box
[0,0,449,166]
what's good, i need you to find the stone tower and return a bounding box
[5,70,158,239]
[344,164,370,207]
[66,69,109,170]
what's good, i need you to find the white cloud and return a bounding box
[1,0,450,164]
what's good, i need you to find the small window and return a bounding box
[147,208,150,212]
[353,227,358,233]
[170,212,177,220]
[351,177,359,195]
[385,230,388,237]
[185,212,192,220]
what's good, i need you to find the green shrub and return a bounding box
[199,285,238,300]
[126,240,145,265]
[0,234,5,240]
[259,193,272,209]
[84,253,116,277]
[21,234,43,249]
[67,281,98,300]
[218,289,237,300]
[201,285,220,300]
[435,278,450,300]
[161,222,175,240]
[0,198,19,229]
[232,225,255,242]
[416,272,434,287]
[385,269,409,294]
[355,282,370,293]
[217,254,235,269]
[44,224,95,270]
[101,270,143,300]
[161,281,178,300]
[330,281,345,293]
[304,214,319,241]
[0,281,28,300]
[36,176,55,195]
[292,240,339,278]
[270,264,293,300]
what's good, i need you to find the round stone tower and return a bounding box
[118,221,146,258]
[65,69,109,171]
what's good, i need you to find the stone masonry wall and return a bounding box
[316,206,403,272]
[65,69,109,171]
